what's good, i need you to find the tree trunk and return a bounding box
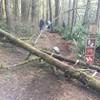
[0,0,2,20]
[96,0,100,27]
[71,0,78,32]
[68,0,71,29]
[5,0,11,29]
[21,0,29,23]
[14,0,19,33]
[48,0,52,22]
[55,0,60,25]
[48,0,53,31]
[46,0,49,22]
[83,0,91,28]
[0,29,100,93]
[42,0,45,19]
[31,0,36,22]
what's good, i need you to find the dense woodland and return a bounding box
[0,0,100,59]
[0,0,99,58]
[0,0,100,32]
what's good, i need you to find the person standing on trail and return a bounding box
[62,20,66,28]
[39,19,45,33]
[46,20,52,32]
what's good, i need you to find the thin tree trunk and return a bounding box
[0,0,2,20]
[14,0,19,33]
[46,0,49,22]
[71,0,78,32]
[21,0,29,23]
[68,0,71,29]
[31,0,35,22]
[42,0,45,19]
[55,0,60,25]
[83,0,91,28]
[5,0,11,29]
[48,0,52,22]
[48,0,53,31]
[96,0,100,27]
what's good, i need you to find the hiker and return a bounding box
[62,20,66,28]
[46,20,52,32]
[39,19,45,33]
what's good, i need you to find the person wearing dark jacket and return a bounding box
[39,19,45,32]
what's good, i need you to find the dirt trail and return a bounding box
[0,33,100,100]
[34,33,75,59]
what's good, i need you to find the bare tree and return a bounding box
[83,0,91,28]
[0,0,2,20]
[5,0,11,29]
[48,0,53,30]
[21,0,29,23]
[46,0,49,22]
[48,0,52,22]
[42,0,45,19]
[14,0,19,21]
[68,0,71,29]
[31,0,36,22]
[55,0,60,25]
[71,0,78,32]
[96,0,100,26]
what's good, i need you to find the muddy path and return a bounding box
[0,33,100,100]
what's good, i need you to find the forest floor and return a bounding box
[0,32,100,100]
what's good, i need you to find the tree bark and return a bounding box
[68,0,71,29]
[5,0,11,29]
[48,0,52,22]
[31,0,36,22]
[21,0,29,23]
[48,0,53,31]
[0,29,100,93]
[55,0,60,25]
[71,0,78,32]
[0,0,2,20]
[83,0,91,28]
[14,0,19,33]
[46,0,49,22]
[96,0,100,26]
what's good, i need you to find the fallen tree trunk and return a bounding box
[42,50,100,72]
[0,29,100,92]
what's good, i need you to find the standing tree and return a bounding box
[55,0,60,25]
[48,0,53,30]
[48,0,52,22]
[0,0,2,20]
[14,0,19,33]
[31,0,36,22]
[68,0,71,29]
[71,0,78,32]
[46,0,49,22]
[83,0,91,28]
[96,0,100,27]
[5,0,11,29]
[21,0,29,23]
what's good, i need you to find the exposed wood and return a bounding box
[0,29,100,92]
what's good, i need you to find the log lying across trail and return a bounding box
[0,29,100,92]
[42,50,100,72]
